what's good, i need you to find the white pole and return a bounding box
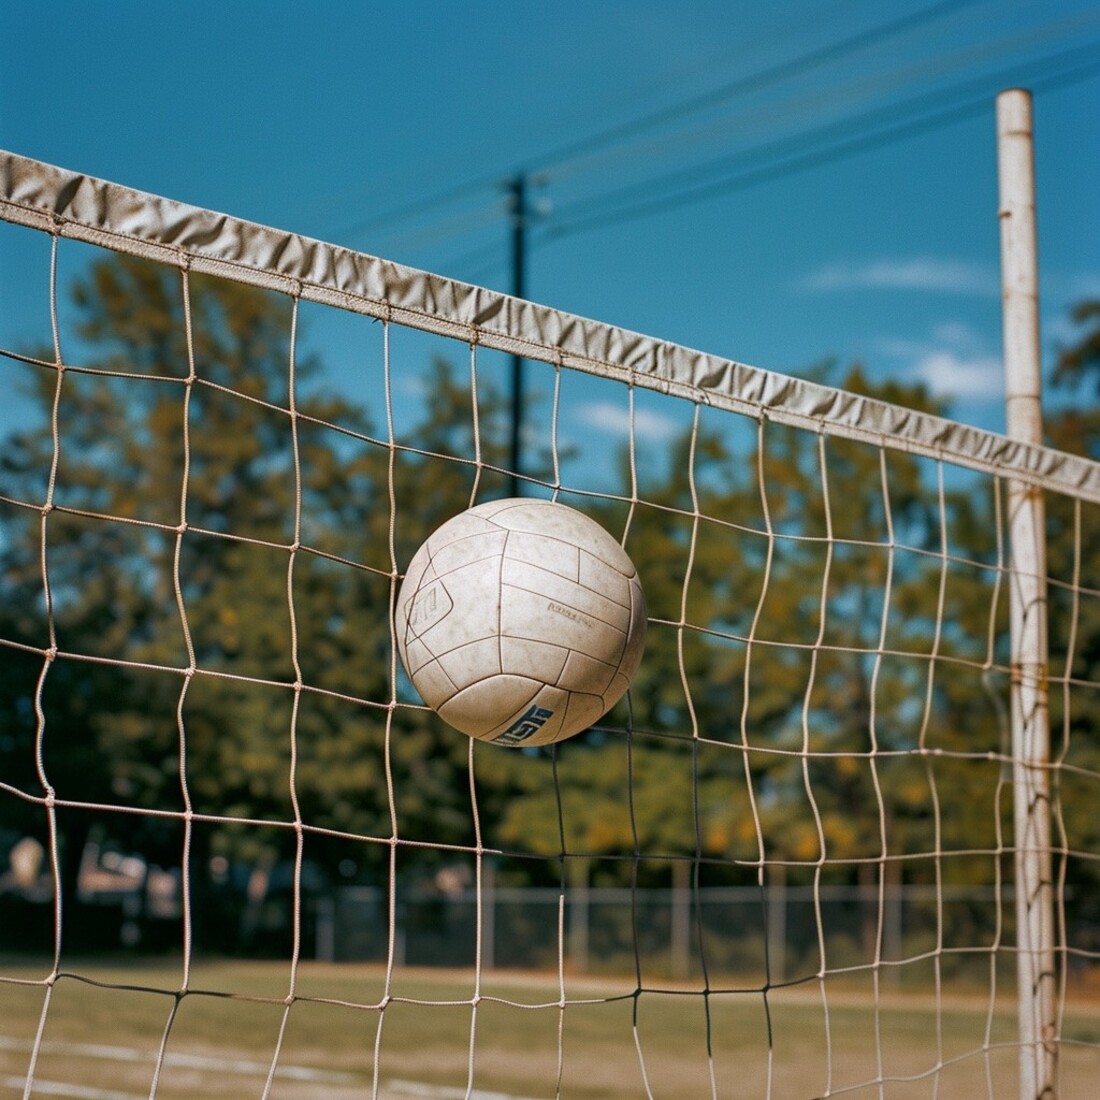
[996,87,1057,1100]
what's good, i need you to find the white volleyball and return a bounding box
[394,498,646,747]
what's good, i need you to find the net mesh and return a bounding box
[0,155,1099,1099]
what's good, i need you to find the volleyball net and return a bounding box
[0,147,1098,1098]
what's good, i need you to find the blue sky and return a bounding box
[1,0,1097,451]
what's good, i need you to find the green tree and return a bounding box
[490,363,1017,977]
[1053,300,1100,399]
[0,255,411,946]
[1046,299,1100,951]
[0,252,572,950]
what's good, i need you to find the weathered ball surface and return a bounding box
[394,498,646,747]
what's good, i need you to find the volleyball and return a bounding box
[395,498,647,747]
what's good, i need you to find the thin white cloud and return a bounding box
[913,350,1004,400]
[574,400,681,441]
[874,321,1004,402]
[930,320,987,351]
[802,257,998,297]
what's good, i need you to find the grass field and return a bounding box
[2,959,1099,1099]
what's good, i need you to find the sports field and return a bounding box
[1,960,1098,1098]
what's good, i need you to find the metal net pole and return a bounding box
[997,87,1058,1100]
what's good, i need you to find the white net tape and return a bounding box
[1,151,1099,1099]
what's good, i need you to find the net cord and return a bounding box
[1,146,1097,1097]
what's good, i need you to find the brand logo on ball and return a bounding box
[547,601,593,629]
[492,704,555,746]
[408,580,452,634]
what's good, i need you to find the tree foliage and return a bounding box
[2,261,1096,960]
[1047,299,1100,941]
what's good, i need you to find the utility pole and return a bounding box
[507,173,528,497]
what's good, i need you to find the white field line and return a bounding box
[387,1082,544,1100]
[0,1038,540,1100]
[0,1035,354,1084]
[0,1074,542,1100]
[0,1076,144,1100]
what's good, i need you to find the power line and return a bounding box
[328,0,981,245]
[528,0,985,179]
[362,202,503,257]
[539,44,1100,243]
[435,240,507,282]
[329,174,505,243]
[538,8,1100,191]
[408,39,1100,284]
[335,7,1096,289]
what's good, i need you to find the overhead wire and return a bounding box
[328,172,505,244]
[429,40,1100,278]
[330,0,983,249]
[535,7,1100,192]
[537,43,1100,243]
[370,6,1098,280]
[435,239,509,283]
[359,203,505,257]
[524,0,985,179]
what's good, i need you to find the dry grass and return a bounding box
[1,959,1098,1098]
